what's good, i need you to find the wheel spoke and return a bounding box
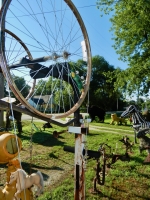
[0,0,91,119]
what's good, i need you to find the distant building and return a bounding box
[28,95,57,113]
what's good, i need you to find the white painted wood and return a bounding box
[68,126,81,134]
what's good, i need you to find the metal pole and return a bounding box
[0,0,4,126]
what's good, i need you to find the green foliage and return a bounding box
[33,61,86,109]
[38,192,52,200]
[35,80,47,95]
[14,76,30,97]
[89,55,126,110]
[35,77,58,95]
[4,76,30,98]
[69,60,87,76]
[54,82,74,110]
[97,0,150,65]
[96,0,150,99]
[34,77,73,109]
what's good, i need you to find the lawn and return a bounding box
[0,117,150,200]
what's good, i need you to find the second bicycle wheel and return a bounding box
[0,0,92,119]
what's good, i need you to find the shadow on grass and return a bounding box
[22,161,65,181]
[134,194,149,200]
[90,121,108,124]
[110,185,127,193]
[88,188,116,200]
[130,155,147,164]
[17,132,31,140]
[48,152,74,166]
[19,131,65,147]
[88,132,100,136]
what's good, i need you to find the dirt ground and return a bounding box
[0,136,74,194]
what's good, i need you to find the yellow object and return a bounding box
[71,71,75,78]
[70,71,84,92]
[0,159,33,200]
[110,113,127,125]
[0,132,22,164]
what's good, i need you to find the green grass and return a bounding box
[1,120,150,199]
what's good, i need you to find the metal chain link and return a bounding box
[29,117,34,175]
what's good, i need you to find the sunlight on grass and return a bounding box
[1,119,150,200]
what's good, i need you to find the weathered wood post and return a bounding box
[67,120,89,200]
[74,109,85,200]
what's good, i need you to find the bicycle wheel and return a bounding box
[1,29,35,100]
[0,0,91,119]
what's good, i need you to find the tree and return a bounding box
[114,68,149,100]
[35,78,54,95]
[4,76,30,98]
[96,0,150,99]
[34,74,77,110]
[89,55,125,110]
[28,57,126,111]
[97,0,150,65]
[54,83,73,111]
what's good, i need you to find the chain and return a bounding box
[30,117,34,175]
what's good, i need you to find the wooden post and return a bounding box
[71,108,85,200]
[0,0,4,126]
[67,125,85,200]
[74,133,85,200]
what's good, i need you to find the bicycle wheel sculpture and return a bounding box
[1,29,35,99]
[0,0,91,119]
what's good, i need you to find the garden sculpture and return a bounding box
[53,130,67,138]
[90,139,131,194]
[119,136,133,153]
[136,128,150,153]
[0,132,43,200]
[136,128,150,163]
[88,105,105,122]
[111,137,132,164]
[90,143,112,194]
[0,0,92,123]
[90,158,108,194]
[0,132,22,164]
[8,169,44,200]
[0,1,92,199]
[121,104,150,144]
[111,152,130,164]
[110,113,127,125]
[42,122,53,131]
[0,159,33,200]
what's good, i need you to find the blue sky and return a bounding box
[74,1,129,70]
